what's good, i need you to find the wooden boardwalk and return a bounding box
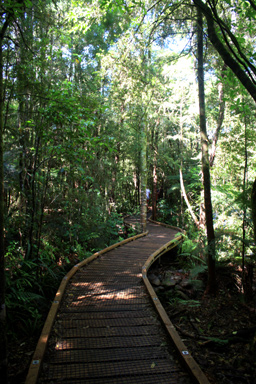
[26,218,209,384]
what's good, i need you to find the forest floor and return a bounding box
[149,258,256,384]
[8,336,37,383]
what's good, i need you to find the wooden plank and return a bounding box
[59,325,159,338]
[53,335,166,350]
[26,219,208,384]
[61,304,151,313]
[50,346,168,364]
[46,360,180,380]
[59,316,157,328]
[39,372,183,384]
[58,310,155,320]
[25,231,148,384]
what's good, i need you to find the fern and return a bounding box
[190,264,208,278]
[7,289,44,305]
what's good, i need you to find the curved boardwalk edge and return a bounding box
[142,220,210,384]
[148,216,186,234]
[25,230,148,384]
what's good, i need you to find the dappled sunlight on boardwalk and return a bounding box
[32,221,195,384]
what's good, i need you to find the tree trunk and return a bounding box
[0,7,26,379]
[0,32,8,384]
[252,179,256,245]
[152,156,157,221]
[197,8,216,294]
[242,112,248,271]
[179,95,185,228]
[209,65,226,167]
[140,120,147,232]
[152,127,158,221]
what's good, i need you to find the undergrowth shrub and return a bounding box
[156,199,180,226]
[5,211,126,340]
[5,241,66,339]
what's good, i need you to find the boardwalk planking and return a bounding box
[27,219,208,384]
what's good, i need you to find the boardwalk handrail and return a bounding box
[142,221,210,384]
[25,230,148,384]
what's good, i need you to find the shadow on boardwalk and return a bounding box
[29,220,194,384]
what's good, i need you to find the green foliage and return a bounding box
[4,206,127,339]
[2,0,256,344]
[174,299,201,308]
[5,247,44,336]
[178,233,207,272]
[157,199,180,226]
[4,241,65,337]
[190,264,208,279]
[164,287,201,308]
[199,337,229,347]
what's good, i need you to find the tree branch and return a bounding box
[193,0,256,103]
[208,1,256,82]
[248,0,256,12]
[13,19,35,55]
[180,168,200,229]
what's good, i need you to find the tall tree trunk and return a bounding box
[152,154,157,220]
[242,111,248,271]
[197,8,216,294]
[0,23,9,384]
[152,126,158,221]
[209,65,226,167]
[179,95,184,228]
[241,113,252,301]
[252,179,256,245]
[140,48,152,232]
[140,120,147,232]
